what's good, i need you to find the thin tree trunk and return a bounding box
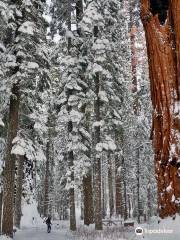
[93,24,102,230]
[136,149,140,224]
[108,155,114,218]
[122,157,128,221]
[127,194,131,219]
[93,54,102,230]
[141,0,180,218]
[0,191,3,234]
[43,140,50,217]
[69,150,76,231]
[14,155,24,228]
[115,155,121,217]
[2,83,20,237]
[83,173,94,225]
[67,0,76,231]
[147,182,151,222]
[115,131,122,217]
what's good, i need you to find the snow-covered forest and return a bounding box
[0,0,179,239]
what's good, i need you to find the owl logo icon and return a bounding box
[135,227,143,236]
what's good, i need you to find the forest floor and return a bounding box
[9,203,180,240]
[12,217,180,240]
[13,224,132,240]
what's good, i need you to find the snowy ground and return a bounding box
[0,201,180,240]
[12,220,180,240]
[13,224,131,240]
[1,218,180,240]
[14,226,74,240]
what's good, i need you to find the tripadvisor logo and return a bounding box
[135,227,143,236]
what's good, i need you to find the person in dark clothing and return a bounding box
[45,216,52,233]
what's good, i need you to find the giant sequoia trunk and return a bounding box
[141,0,180,218]
[2,83,20,237]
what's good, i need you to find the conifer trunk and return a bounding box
[2,83,20,237]
[94,70,102,229]
[67,0,76,231]
[0,191,3,234]
[83,173,94,225]
[94,23,102,230]
[76,0,94,226]
[136,149,141,223]
[115,132,122,217]
[108,155,114,218]
[14,155,24,228]
[115,155,122,216]
[94,25,102,228]
[43,141,50,217]
[141,0,180,218]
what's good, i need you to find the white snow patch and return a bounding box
[99,91,109,103]
[11,145,25,156]
[166,182,172,192]
[21,200,43,228]
[0,236,11,240]
[0,118,5,127]
[12,136,20,144]
[93,120,104,128]
[27,62,39,69]
[18,21,34,35]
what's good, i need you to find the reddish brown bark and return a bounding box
[14,155,24,229]
[141,0,180,218]
[2,83,20,237]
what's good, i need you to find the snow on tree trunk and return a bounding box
[94,25,102,230]
[94,71,103,229]
[75,0,94,226]
[141,0,180,218]
[67,0,76,231]
[14,155,24,228]
[2,83,20,237]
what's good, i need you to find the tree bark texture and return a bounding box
[83,173,94,225]
[14,155,24,228]
[136,149,141,223]
[2,83,20,237]
[0,191,3,234]
[115,154,122,216]
[108,155,114,218]
[43,140,50,217]
[141,0,180,218]
[93,24,102,230]
[67,0,76,231]
[94,75,102,229]
[76,0,94,224]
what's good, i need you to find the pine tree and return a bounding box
[2,0,47,236]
